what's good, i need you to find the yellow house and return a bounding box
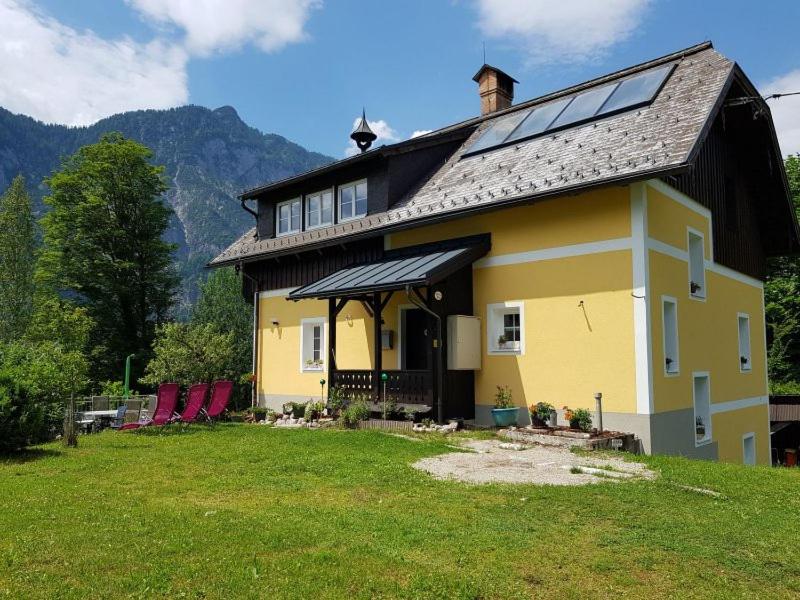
[211,42,799,464]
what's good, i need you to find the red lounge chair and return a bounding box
[201,380,233,423]
[174,383,209,424]
[119,383,180,430]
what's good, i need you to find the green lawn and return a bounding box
[1,426,799,599]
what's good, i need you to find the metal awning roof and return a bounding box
[288,238,489,300]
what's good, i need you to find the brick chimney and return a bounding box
[473,65,518,115]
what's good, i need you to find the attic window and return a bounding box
[306,189,333,229]
[277,198,301,236]
[339,180,367,221]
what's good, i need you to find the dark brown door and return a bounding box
[403,309,429,370]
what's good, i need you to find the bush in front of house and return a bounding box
[569,408,593,432]
[340,400,370,428]
[530,401,555,425]
[0,374,43,453]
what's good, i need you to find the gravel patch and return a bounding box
[413,439,656,485]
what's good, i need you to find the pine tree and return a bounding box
[37,133,178,382]
[0,175,36,341]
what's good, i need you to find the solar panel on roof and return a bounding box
[598,63,673,115]
[548,82,619,130]
[463,62,675,157]
[505,96,572,143]
[467,110,529,154]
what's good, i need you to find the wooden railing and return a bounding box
[331,369,433,406]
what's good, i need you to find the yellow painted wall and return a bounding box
[646,182,769,464]
[712,405,770,465]
[472,250,636,414]
[390,187,631,255]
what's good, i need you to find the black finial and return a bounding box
[350,108,377,153]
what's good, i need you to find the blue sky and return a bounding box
[2,1,799,157]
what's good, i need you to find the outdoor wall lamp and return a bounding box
[270,317,279,327]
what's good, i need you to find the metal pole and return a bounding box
[123,354,135,399]
[594,392,603,433]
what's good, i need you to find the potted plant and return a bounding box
[695,416,706,438]
[491,385,519,427]
[569,408,592,432]
[529,401,555,427]
[497,334,508,350]
[740,356,749,368]
[690,280,702,295]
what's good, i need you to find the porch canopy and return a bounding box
[287,236,489,420]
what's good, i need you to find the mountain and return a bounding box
[0,105,333,313]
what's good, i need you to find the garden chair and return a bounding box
[109,405,128,430]
[173,383,210,425]
[201,380,233,424]
[119,383,179,430]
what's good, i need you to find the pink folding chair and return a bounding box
[201,380,233,423]
[173,383,209,424]
[119,383,180,430]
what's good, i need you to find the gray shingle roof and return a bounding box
[211,43,733,267]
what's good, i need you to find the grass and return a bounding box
[1,425,799,599]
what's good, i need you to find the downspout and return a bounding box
[238,263,260,407]
[241,198,259,238]
[405,285,444,424]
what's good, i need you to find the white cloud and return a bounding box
[0,0,188,126]
[344,118,399,157]
[474,0,650,64]
[411,130,432,138]
[763,69,800,157]
[127,0,322,55]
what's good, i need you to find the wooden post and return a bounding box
[373,292,382,403]
[328,297,337,394]
[63,394,77,448]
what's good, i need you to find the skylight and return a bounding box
[464,63,675,157]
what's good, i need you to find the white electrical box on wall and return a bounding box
[447,315,481,370]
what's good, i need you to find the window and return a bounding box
[277,198,301,235]
[487,301,524,354]
[662,297,679,375]
[305,189,333,229]
[693,373,711,445]
[738,313,751,372]
[300,318,325,371]
[742,432,756,465]
[687,229,706,299]
[338,180,367,221]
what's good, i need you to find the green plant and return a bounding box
[569,408,592,432]
[327,386,346,416]
[340,401,370,427]
[304,401,324,421]
[497,334,508,347]
[422,418,433,428]
[530,401,555,424]
[100,380,126,397]
[289,401,308,419]
[494,385,513,409]
[0,373,43,452]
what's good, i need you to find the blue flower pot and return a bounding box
[491,407,520,427]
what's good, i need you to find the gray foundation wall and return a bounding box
[650,407,719,460]
[258,393,323,411]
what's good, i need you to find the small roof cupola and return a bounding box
[473,64,518,115]
[350,109,378,153]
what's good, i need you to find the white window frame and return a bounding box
[742,432,756,465]
[338,179,368,222]
[661,296,679,376]
[305,188,333,230]
[737,313,752,373]
[693,372,712,446]
[300,317,327,373]
[487,301,525,355]
[276,197,301,236]
[687,227,707,300]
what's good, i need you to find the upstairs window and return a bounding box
[487,301,524,355]
[277,198,301,236]
[687,229,706,299]
[306,190,333,229]
[738,313,751,372]
[339,180,367,221]
[662,297,679,375]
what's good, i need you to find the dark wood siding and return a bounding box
[664,110,767,279]
[242,237,383,296]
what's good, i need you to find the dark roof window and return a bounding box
[464,62,675,157]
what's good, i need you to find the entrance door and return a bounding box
[402,308,429,370]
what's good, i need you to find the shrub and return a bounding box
[287,401,307,419]
[530,401,555,424]
[327,386,346,417]
[304,400,325,421]
[340,401,370,427]
[100,380,126,397]
[0,374,43,453]
[494,385,513,408]
[569,408,592,432]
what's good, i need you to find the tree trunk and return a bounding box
[63,394,78,448]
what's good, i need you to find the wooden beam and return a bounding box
[373,292,382,402]
[328,298,337,379]
[334,298,349,317]
[379,291,394,313]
